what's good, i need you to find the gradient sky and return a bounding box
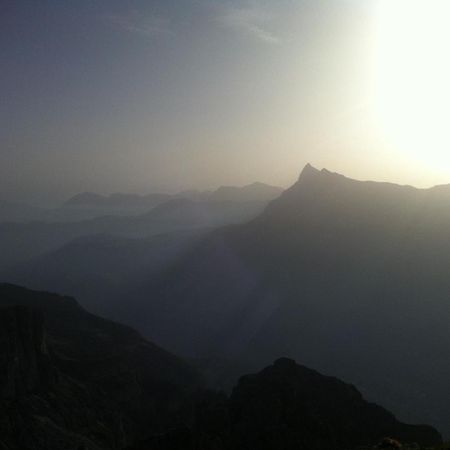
[2,0,450,205]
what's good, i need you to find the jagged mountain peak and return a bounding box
[298,162,320,178]
[298,163,349,184]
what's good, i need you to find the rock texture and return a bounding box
[0,283,201,450]
[0,306,56,399]
[130,358,442,450]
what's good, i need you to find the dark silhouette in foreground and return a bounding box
[131,358,441,450]
[0,284,442,450]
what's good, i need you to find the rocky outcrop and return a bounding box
[130,358,442,450]
[228,358,442,450]
[0,284,201,450]
[0,306,56,398]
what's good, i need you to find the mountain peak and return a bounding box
[296,165,350,189]
[298,163,320,180]
[298,164,344,181]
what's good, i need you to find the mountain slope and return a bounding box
[3,230,207,317]
[0,284,201,450]
[0,198,267,271]
[134,164,450,435]
[209,182,283,203]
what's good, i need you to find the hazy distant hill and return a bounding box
[64,191,172,209]
[2,230,206,317]
[64,183,282,208]
[0,183,282,224]
[59,182,281,219]
[127,164,450,435]
[0,198,270,271]
[208,182,283,203]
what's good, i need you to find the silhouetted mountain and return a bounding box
[128,164,450,435]
[209,182,283,203]
[3,230,206,317]
[130,358,441,450]
[226,358,441,449]
[176,189,212,202]
[0,185,282,225]
[57,184,281,221]
[0,283,201,450]
[64,191,172,209]
[64,183,282,209]
[0,198,268,271]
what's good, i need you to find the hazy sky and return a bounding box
[2,0,450,204]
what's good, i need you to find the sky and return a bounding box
[2,0,450,205]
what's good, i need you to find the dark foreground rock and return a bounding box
[131,358,442,450]
[0,284,442,450]
[0,283,201,450]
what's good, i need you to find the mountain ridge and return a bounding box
[126,164,450,436]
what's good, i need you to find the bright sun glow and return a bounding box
[374,0,450,170]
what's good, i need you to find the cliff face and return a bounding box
[0,284,201,450]
[0,306,56,399]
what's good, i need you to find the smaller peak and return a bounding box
[247,181,265,187]
[304,163,319,172]
[64,192,104,206]
[298,163,320,181]
[298,165,346,184]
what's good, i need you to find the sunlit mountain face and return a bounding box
[2,1,450,449]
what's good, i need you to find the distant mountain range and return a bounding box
[64,183,283,208]
[3,230,207,317]
[0,182,283,271]
[208,182,283,203]
[0,197,279,272]
[0,182,283,224]
[63,191,173,208]
[0,284,441,450]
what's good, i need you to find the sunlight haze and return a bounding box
[2,0,450,204]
